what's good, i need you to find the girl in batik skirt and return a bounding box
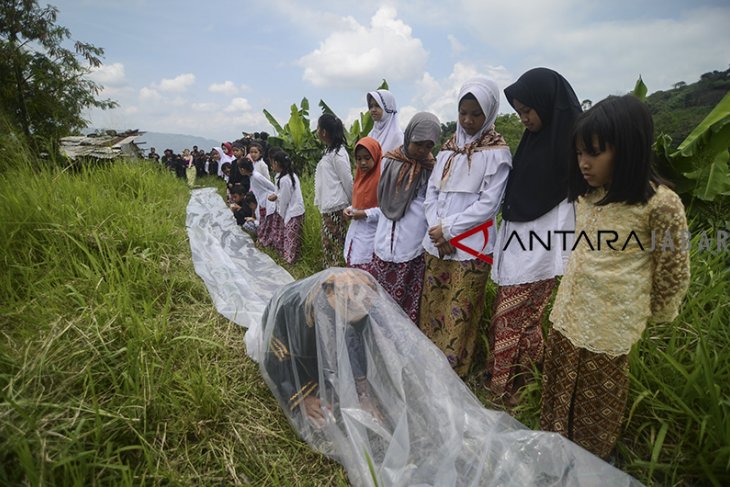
[486,68,581,405]
[269,151,305,264]
[314,114,353,268]
[419,76,512,377]
[540,95,690,458]
[368,112,441,325]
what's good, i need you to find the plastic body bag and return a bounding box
[255,268,643,487]
[186,188,293,361]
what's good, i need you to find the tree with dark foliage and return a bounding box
[0,1,117,150]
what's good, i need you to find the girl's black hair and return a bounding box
[568,94,666,205]
[244,191,257,206]
[267,146,283,163]
[249,141,264,152]
[237,159,254,173]
[230,185,246,196]
[459,92,477,105]
[273,151,297,189]
[317,113,346,154]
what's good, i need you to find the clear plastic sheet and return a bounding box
[186,188,293,361]
[186,192,642,486]
[255,269,643,487]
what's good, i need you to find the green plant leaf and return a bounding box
[288,104,307,147]
[377,79,389,90]
[633,76,648,100]
[345,120,361,148]
[299,97,310,121]
[664,90,730,201]
[263,109,284,135]
[360,111,374,136]
[685,150,730,201]
[318,99,336,116]
[675,90,730,157]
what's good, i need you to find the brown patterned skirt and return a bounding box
[282,215,303,264]
[265,213,285,253]
[540,328,629,459]
[486,278,556,400]
[368,253,426,325]
[321,210,347,268]
[256,207,269,243]
[419,254,491,377]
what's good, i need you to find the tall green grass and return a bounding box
[1,150,727,486]
[620,232,729,486]
[0,159,348,485]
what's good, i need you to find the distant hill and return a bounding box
[647,67,730,149]
[135,132,221,156]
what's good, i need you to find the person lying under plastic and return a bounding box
[255,268,641,487]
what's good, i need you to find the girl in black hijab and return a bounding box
[486,68,581,405]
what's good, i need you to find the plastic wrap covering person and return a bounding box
[255,268,642,487]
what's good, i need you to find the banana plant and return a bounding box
[263,80,391,173]
[263,97,322,174]
[634,77,730,202]
[669,90,730,201]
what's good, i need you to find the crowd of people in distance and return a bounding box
[188,68,693,462]
[145,132,273,189]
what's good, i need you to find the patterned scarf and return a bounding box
[439,128,508,187]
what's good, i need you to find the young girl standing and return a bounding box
[369,112,441,325]
[541,94,690,458]
[419,76,512,377]
[487,68,582,403]
[343,137,383,270]
[248,141,271,180]
[269,151,305,264]
[314,114,353,268]
[257,147,282,248]
[238,159,276,241]
[367,89,404,154]
[183,148,196,187]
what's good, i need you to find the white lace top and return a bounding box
[550,185,691,356]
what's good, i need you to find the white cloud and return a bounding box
[298,6,428,89]
[209,80,240,95]
[139,87,161,101]
[405,62,513,126]
[124,106,139,114]
[192,102,219,112]
[157,73,195,92]
[88,62,126,86]
[342,106,368,128]
[548,7,730,102]
[224,97,253,113]
[154,110,268,140]
[397,105,419,131]
[458,1,730,102]
[447,34,465,55]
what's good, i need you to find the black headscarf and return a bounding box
[501,68,581,222]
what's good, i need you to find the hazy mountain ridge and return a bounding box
[135,132,222,155]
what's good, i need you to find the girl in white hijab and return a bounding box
[214,146,235,178]
[367,90,404,155]
[419,76,513,378]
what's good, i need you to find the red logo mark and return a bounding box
[450,220,494,264]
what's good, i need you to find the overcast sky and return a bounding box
[52,0,730,142]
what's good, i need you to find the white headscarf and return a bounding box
[437,76,510,192]
[213,146,235,177]
[454,76,501,147]
[367,90,404,154]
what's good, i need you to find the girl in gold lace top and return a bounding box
[540,95,690,459]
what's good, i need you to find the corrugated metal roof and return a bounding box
[60,130,145,160]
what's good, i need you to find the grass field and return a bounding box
[0,156,727,486]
